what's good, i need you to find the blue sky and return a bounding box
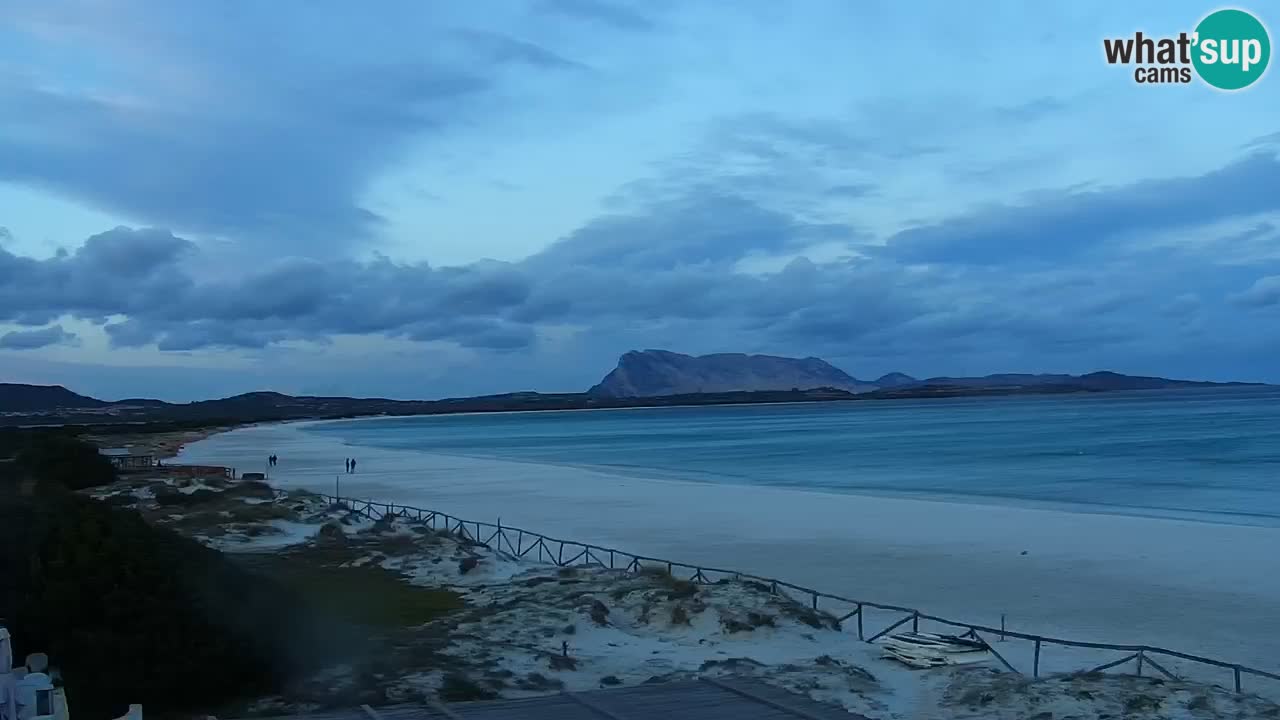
[1,0,1278,400]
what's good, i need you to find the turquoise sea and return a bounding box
[303,386,1280,527]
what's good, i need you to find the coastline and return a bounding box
[80,465,1280,717]
[178,421,1280,689]
[83,424,239,460]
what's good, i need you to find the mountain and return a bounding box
[588,349,879,397]
[587,349,1266,398]
[0,384,107,413]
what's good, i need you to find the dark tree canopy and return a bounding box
[0,462,333,718]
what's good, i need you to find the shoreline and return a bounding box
[176,421,1280,685]
[80,467,1280,716]
[85,424,240,461]
[12,382,1274,433]
[281,412,1280,531]
[92,414,1279,532]
[311,441,1280,530]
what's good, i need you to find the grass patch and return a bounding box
[1124,694,1162,714]
[721,611,776,634]
[638,564,700,599]
[235,551,463,629]
[439,673,498,702]
[163,502,298,532]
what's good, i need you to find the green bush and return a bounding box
[11,432,117,490]
[0,485,337,718]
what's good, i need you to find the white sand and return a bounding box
[178,420,1280,695]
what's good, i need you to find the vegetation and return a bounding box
[1,429,117,490]
[0,432,463,717]
[238,544,463,629]
[0,482,336,718]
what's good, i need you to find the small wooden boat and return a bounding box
[878,631,993,669]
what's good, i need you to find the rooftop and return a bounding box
[98,448,151,457]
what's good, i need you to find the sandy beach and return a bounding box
[82,464,1280,719]
[177,419,1280,694]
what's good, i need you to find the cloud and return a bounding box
[994,96,1068,123]
[535,0,655,31]
[882,152,1280,265]
[1233,276,1280,308]
[404,317,537,351]
[0,324,78,350]
[530,191,854,270]
[455,30,588,70]
[0,4,588,255]
[2,147,1280,388]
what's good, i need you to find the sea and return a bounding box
[301,385,1280,528]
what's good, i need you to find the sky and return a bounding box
[1,0,1278,401]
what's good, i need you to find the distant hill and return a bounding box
[0,386,861,427]
[910,371,1250,391]
[588,349,885,397]
[0,383,107,412]
[0,358,1265,427]
[872,372,917,388]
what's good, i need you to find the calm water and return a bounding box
[305,387,1280,526]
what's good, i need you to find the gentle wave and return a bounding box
[303,386,1280,527]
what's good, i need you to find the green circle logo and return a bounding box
[1192,9,1271,90]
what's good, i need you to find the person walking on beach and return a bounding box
[344,458,350,473]
[350,458,357,473]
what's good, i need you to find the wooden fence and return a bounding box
[157,463,237,479]
[320,493,1280,695]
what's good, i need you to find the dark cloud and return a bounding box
[528,192,852,270]
[883,152,1280,265]
[0,228,536,351]
[405,318,537,351]
[3,151,1280,387]
[1233,276,1280,308]
[0,324,78,350]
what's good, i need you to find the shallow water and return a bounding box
[304,386,1280,526]
[179,387,1280,686]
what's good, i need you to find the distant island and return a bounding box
[0,349,1264,427]
[589,349,1260,397]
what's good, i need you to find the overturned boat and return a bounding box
[878,631,993,669]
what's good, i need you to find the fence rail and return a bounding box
[317,492,1280,695]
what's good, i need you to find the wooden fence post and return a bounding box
[296,493,1276,690]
